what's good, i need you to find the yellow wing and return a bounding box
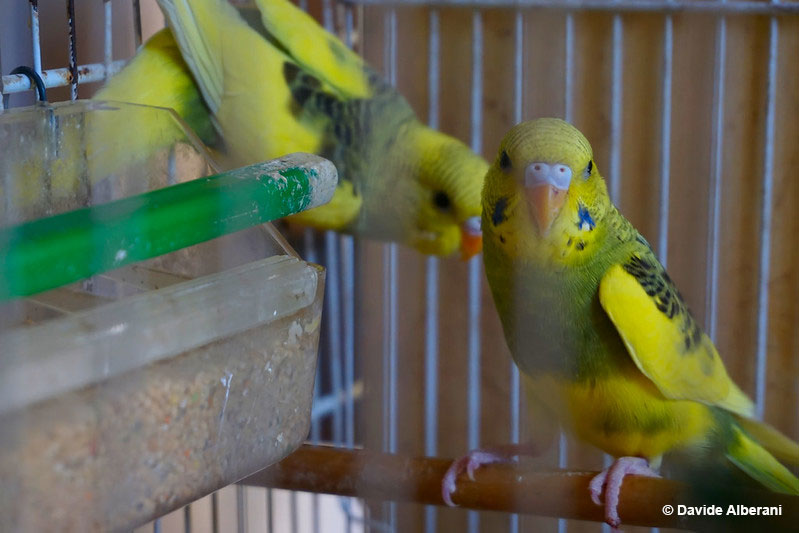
[599,255,754,417]
[93,29,215,146]
[157,0,324,163]
[157,0,360,229]
[85,29,217,182]
[252,0,374,98]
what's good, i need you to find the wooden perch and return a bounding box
[243,444,799,530]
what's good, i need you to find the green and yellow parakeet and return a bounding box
[137,0,486,258]
[443,118,799,527]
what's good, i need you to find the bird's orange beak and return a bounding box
[460,216,483,260]
[524,162,572,235]
[525,184,567,236]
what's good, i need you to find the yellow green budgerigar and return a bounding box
[442,118,799,527]
[102,0,485,258]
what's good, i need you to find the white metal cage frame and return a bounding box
[2,1,798,532]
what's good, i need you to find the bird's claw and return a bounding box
[441,465,459,507]
[588,469,607,506]
[589,457,660,529]
[441,449,515,507]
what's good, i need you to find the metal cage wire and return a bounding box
[1,1,798,532]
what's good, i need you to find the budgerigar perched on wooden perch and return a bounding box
[442,118,799,528]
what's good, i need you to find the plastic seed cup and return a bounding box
[0,101,324,531]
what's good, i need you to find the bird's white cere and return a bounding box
[463,216,482,236]
[525,162,572,190]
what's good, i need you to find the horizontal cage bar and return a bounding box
[1,61,125,95]
[345,0,799,15]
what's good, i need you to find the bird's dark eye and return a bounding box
[433,191,452,211]
[584,160,593,179]
[499,150,511,170]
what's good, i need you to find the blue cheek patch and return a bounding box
[492,196,509,226]
[577,204,595,231]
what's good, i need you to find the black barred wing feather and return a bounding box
[282,61,414,191]
[598,243,754,417]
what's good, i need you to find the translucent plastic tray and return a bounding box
[0,101,324,531]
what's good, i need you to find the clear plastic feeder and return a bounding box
[0,101,324,531]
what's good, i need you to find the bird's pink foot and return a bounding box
[589,456,660,528]
[442,444,533,506]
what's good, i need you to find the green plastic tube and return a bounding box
[0,153,337,300]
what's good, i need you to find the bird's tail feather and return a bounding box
[726,424,799,495]
[736,416,799,466]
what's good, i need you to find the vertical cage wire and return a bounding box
[657,13,673,266]
[236,485,247,533]
[30,2,43,76]
[340,6,358,530]
[211,492,220,533]
[342,1,357,454]
[510,10,524,444]
[311,366,322,533]
[602,15,627,533]
[608,13,623,204]
[754,13,779,420]
[340,226,357,533]
[132,0,143,48]
[0,40,4,110]
[290,488,299,533]
[381,7,399,456]
[338,251,357,533]
[564,13,574,121]
[467,9,484,533]
[424,9,441,533]
[301,226,317,533]
[508,10,525,533]
[67,0,78,100]
[0,9,4,110]
[381,10,399,532]
[183,505,191,533]
[705,9,727,342]
[266,488,273,533]
[341,244,357,445]
[324,0,335,31]
[104,0,113,79]
[325,230,345,444]
[558,12,575,533]
[321,0,345,460]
